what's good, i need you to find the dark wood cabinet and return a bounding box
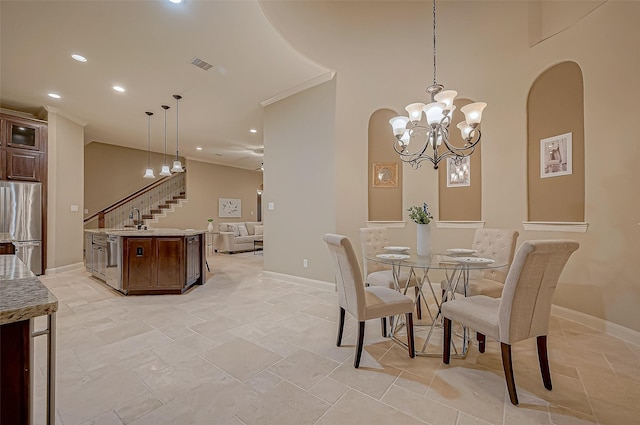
[156,237,184,289]
[123,236,190,294]
[0,243,15,255]
[6,149,43,181]
[1,115,46,151]
[0,320,30,425]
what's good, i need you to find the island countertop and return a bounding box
[85,228,206,237]
[0,255,58,325]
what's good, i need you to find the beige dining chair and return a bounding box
[441,228,519,298]
[324,234,415,368]
[442,240,579,405]
[359,227,422,333]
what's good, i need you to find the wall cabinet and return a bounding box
[1,115,46,151]
[5,149,43,181]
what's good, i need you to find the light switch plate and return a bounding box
[70,205,79,212]
[268,202,274,210]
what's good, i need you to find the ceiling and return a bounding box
[0,0,331,170]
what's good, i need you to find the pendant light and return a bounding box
[159,104,172,176]
[143,111,156,179]
[171,94,184,172]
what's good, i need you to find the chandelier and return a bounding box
[389,0,486,170]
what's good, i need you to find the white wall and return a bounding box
[46,110,85,271]
[263,78,337,281]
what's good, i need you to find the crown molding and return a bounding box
[260,71,336,107]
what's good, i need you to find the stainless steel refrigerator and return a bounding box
[1,181,42,275]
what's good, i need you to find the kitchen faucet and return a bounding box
[130,208,142,230]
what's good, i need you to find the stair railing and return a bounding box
[84,172,186,229]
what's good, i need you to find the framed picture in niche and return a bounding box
[446,156,471,188]
[541,132,572,178]
[219,198,241,218]
[372,162,398,188]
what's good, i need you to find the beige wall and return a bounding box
[263,78,336,282]
[84,142,184,218]
[261,1,640,331]
[154,158,263,230]
[46,111,85,271]
[368,109,402,221]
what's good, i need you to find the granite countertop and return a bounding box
[0,233,14,243]
[85,228,206,237]
[0,255,58,325]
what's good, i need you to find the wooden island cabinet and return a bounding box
[85,229,206,295]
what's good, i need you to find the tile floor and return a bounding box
[31,253,640,425]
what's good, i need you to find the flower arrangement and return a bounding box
[407,203,433,224]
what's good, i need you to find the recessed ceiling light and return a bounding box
[71,54,87,62]
[250,129,257,133]
[113,86,125,93]
[48,93,61,99]
[169,0,182,3]
[196,146,203,151]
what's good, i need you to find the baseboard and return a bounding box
[45,261,85,275]
[551,305,640,346]
[263,271,335,292]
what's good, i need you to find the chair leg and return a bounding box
[500,342,519,405]
[537,335,553,390]
[443,317,452,364]
[405,313,415,358]
[354,321,366,368]
[477,332,486,353]
[381,317,387,337]
[336,307,345,347]
[414,286,422,320]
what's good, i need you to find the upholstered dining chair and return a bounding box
[359,227,422,332]
[323,234,415,368]
[441,228,519,298]
[442,240,579,405]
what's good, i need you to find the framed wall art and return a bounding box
[541,132,572,178]
[372,162,398,188]
[446,156,471,187]
[218,198,242,218]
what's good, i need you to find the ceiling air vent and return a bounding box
[190,57,214,71]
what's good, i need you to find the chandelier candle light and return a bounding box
[389,0,487,170]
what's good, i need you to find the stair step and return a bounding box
[142,214,153,220]
[166,200,178,204]
[150,209,162,214]
[158,204,170,209]
[173,195,186,200]
[123,225,136,228]
[133,220,145,225]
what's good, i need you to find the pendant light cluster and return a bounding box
[142,94,185,179]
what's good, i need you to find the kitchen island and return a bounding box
[0,255,57,425]
[85,229,206,295]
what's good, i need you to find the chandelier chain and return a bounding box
[432,0,437,87]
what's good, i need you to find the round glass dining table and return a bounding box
[364,251,508,357]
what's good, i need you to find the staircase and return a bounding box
[84,172,186,229]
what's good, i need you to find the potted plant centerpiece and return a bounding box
[408,203,433,256]
[207,218,214,233]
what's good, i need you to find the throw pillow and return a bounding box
[254,225,264,236]
[228,224,240,236]
[238,223,249,237]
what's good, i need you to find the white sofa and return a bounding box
[217,221,263,253]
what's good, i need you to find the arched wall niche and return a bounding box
[527,61,585,222]
[368,109,403,221]
[438,98,482,221]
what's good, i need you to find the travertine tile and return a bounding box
[269,348,339,390]
[201,337,282,381]
[236,381,330,425]
[33,256,640,425]
[315,389,425,425]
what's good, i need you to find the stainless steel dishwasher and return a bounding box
[105,235,123,292]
